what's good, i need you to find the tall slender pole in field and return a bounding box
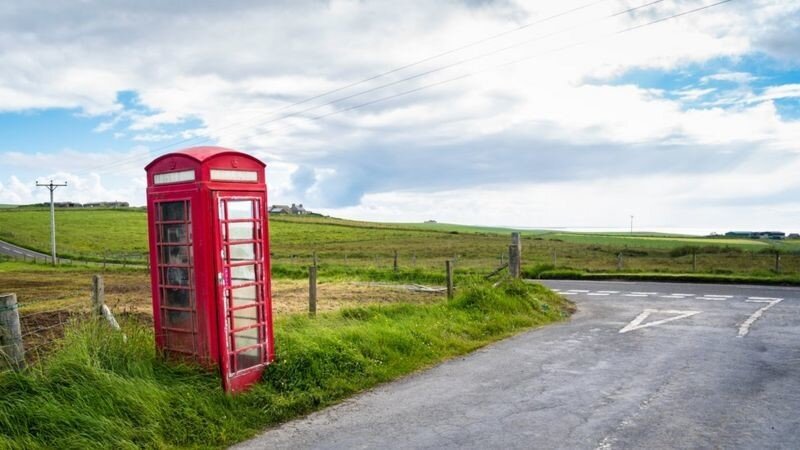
[36,180,67,266]
[630,215,634,235]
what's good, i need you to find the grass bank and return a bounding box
[531,268,800,286]
[0,280,572,449]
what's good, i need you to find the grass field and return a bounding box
[0,280,571,449]
[1,208,799,277]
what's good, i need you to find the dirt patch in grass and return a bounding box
[1,268,443,316]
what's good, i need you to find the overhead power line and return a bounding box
[186,0,737,148]
[89,0,614,165]
[88,0,733,175]
[79,0,624,174]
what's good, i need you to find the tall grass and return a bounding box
[0,280,571,449]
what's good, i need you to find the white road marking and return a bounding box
[704,294,732,298]
[624,294,648,297]
[619,309,702,334]
[630,292,657,295]
[597,291,620,294]
[671,293,694,297]
[747,296,782,301]
[588,293,610,296]
[660,295,691,299]
[697,297,728,301]
[562,292,578,295]
[738,299,783,338]
[567,290,590,293]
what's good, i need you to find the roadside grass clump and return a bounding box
[0,281,571,449]
[535,270,800,286]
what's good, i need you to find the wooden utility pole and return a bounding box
[308,266,317,317]
[0,293,25,370]
[445,260,454,300]
[35,180,67,265]
[393,250,399,273]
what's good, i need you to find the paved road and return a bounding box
[235,280,800,450]
[0,239,50,261]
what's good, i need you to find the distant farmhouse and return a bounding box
[725,231,786,240]
[269,203,310,215]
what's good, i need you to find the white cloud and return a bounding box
[1,0,800,229]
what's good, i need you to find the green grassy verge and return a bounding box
[0,280,571,449]
[532,268,800,286]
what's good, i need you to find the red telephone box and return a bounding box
[145,146,274,393]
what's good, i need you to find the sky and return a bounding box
[1,0,799,234]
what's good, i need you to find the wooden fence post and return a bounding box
[552,248,557,266]
[308,266,317,317]
[313,252,318,268]
[509,245,521,278]
[617,253,624,271]
[445,260,454,300]
[775,252,781,273]
[0,293,25,371]
[393,250,399,273]
[692,250,697,272]
[92,274,105,316]
[92,275,122,331]
[412,252,417,266]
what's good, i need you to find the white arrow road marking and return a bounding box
[738,299,783,338]
[619,309,702,334]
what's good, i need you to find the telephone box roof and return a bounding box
[145,146,265,170]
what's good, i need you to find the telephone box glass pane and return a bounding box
[227,200,254,219]
[231,264,256,283]
[229,243,255,261]
[234,328,259,350]
[228,222,254,240]
[237,347,262,371]
[161,224,188,243]
[165,267,190,286]
[166,310,193,330]
[164,287,191,308]
[161,246,191,265]
[232,285,257,307]
[160,202,186,221]
[232,306,258,330]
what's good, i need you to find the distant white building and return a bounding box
[269,203,310,215]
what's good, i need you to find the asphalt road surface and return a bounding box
[235,280,800,450]
[0,239,50,261]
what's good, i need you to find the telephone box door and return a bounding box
[214,193,271,392]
